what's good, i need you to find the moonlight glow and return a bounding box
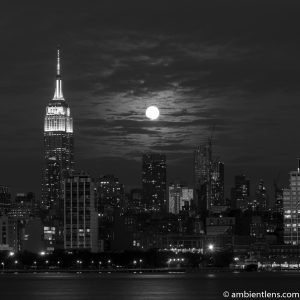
[145,106,160,120]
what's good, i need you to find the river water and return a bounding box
[0,272,299,300]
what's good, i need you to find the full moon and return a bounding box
[145,106,160,120]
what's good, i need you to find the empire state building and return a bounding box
[42,48,74,213]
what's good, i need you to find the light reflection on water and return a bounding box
[0,272,298,300]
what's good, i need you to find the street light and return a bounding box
[208,244,214,252]
[98,261,102,271]
[1,262,4,271]
[8,251,15,257]
[139,259,143,270]
[76,260,82,270]
[167,259,171,269]
[133,260,137,267]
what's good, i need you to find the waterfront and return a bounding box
[0,272,299,300]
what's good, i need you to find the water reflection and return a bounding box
[0,273,297,300]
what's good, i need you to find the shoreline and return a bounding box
[0,268,299,274]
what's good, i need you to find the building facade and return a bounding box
[0,186,11,216]
[96,175,125,210]
[142,153,166,212]
[211,161,225,207]
[63,172,98,252]
[193,144,211,212]
[283,162,300,245]
[168,183,193,214]
[231,175,250,211]
[251,179,268,211]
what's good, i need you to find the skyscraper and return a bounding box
[193,144,211,213]
[142,153,166,212]
[42,48,74,210]
[211,161,225,207]
[193,142,224,212]
[283,160,300,245]
[42,48,74,251]
[231,175,250,211]
[0,186,11,216]
[274,183,283,214]
[252,179,268,211]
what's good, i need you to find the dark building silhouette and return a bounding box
[252,179,268,211]
[274,182,283,214]
[231,175,250,211]
[193,144,211,213]
[8,192,37,220]
[142,153,166,212]
[96,175,125,210]
[0,186,11,215]
[211,161,225,207]
[41,48,74,251]
[193,140,224,212]
[127,188,143,213]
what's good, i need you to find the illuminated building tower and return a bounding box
[142,153,166,212]
[42,48,74,209]
[42,48,74,251]
[63,172,98,252]
[283,160,300,245]
[230,175,250,211]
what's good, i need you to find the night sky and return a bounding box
[1,0,300,197]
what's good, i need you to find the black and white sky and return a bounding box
[1,0,300,196]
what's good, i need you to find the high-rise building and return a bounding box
[252,179,268,211]
[42,48,74,251]
[231,175,250,211]
[211,161,225,207]
[0,186,11,216]
[193,144,211,213]
[142,153,166,212]
[168,183,193,214]
[274,182,283,214]
[63,172,98,253]
[96,175,125,210]
[42,48,74,211]
[193,141,224,212]
[283,160,300,245]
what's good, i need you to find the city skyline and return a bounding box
[2,1,300,196]
[2,4,300,298]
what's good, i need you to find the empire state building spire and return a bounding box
[53,47,64,100]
